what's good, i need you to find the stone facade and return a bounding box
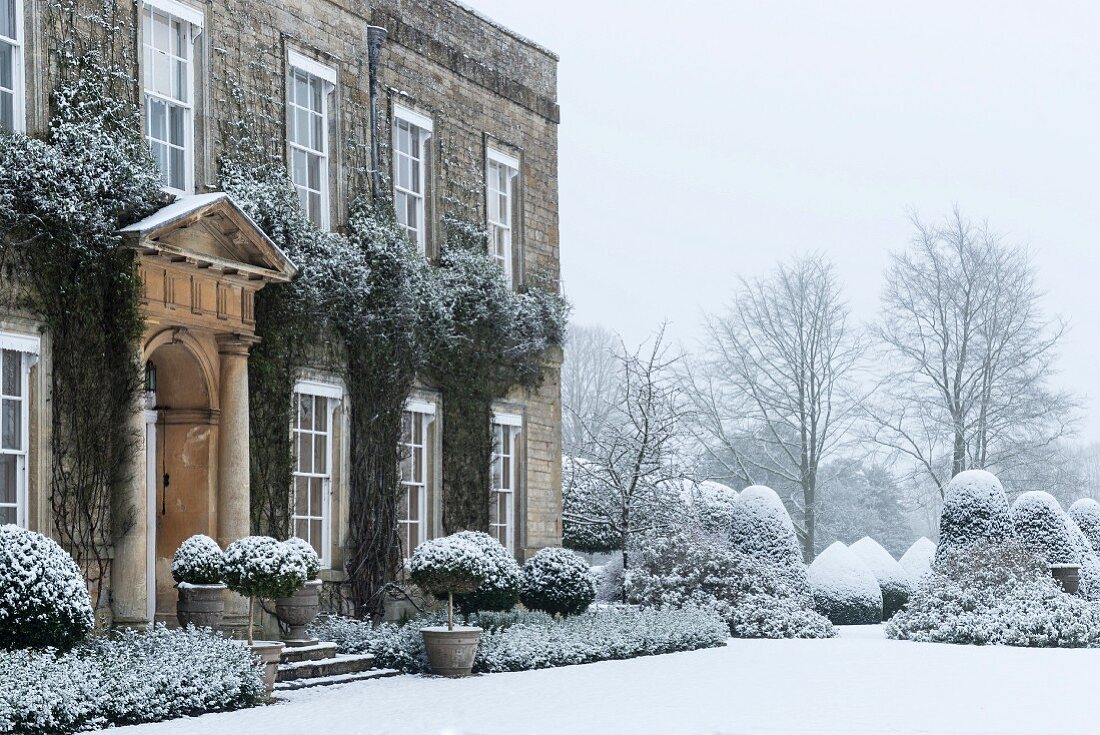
[10,0,562,624]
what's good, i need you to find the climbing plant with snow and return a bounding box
[1010,491,1077,564]
[849,537,912,619]
[520,547,596,617]
[729,485,810,595]
[449,531,522,615]
[899,537,936,584]
[936,470,1013,559]
[808,542,883,625]
[171,535,225,586]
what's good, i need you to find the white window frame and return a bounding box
[0,0,25,134]
[291,379,342,567]
[399,399,435,558]
[0,331,38,529]
[490,412,522,554]
[486,149,519,288]
[392,105,433,254]
[141,0,202,195]
[286,50,335,230]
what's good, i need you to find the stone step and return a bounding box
[276,653,377,682]
[280,641,338,664]
[273,668,401,692]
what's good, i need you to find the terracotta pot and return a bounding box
[1050,564,1081,594]
[176,583,226,629]
[421,626,481,677]
[275,579,322,643]
[249,640,285,695]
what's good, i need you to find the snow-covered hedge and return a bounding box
[409,534,492,598]
[849,536,912,620]
[450,531,522,615]
[171,535,224,586]
[886,540,1100,647]
[0,525,93,651]
[520,547,596,617]
[728,485,810,596]
[222,536,310,599]
[680,479,739,536]
[937,470,1013,558]
[313,606,727,675]
[1069,499,1100,550]
[1010,491,1077,564]
[808,542,883,625]
[899,537,936,584]
[283,537,321,580]
[0,625,263,734]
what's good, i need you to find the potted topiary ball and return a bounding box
[223,536,310,693]
[450,531,522,617]
[275,537,323,645]
[520,547,596,617]
[409,534,492,677]
[172,534,227,629]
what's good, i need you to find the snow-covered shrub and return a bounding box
[520,547,596,617]
[592,553,625,603]
[450,531,522,615]
[808,542,883,625]
[222,536,310,600]
[1069,499,1100,550]
[0,625,263,734]
[561,456,620,552]
[171,535,224,585]
[409,534,492,599]
[1065,516,1100,601]
[0,525,93,651]
[626,528,835,639]
[936,470,1013,558]
[1010,491,1077,564]
[728,485,810,595]
[886,540,1100,647]
[680,479,739,536]
[849,536,912,619]
[899,537,936,584]
[283,536,321,580]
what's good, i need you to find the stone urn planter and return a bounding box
[1050,564,1081,594]
[176,582,227,629]
[422,625,482,677]
[275,578,322,644]
[249,640,285,695]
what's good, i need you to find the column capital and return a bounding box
[215,332,261,357]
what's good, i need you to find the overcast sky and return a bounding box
[469,0,1100,441]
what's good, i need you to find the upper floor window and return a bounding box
[399,400,435,558]
[292,380,342,567]
[392,106,432,253]
[490,414,522,554]
[0,333,38,528]
[0,0,23,133]
[142,0,202,193]
[486,150,520,287]
[287,51,335,229]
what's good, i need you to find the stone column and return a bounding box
[111,403,151,629]
[215,333,259,634]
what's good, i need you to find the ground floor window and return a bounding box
[399,400,434,557]
[0,333,36,527]
[291,380,341,566]
[490,414,522,553]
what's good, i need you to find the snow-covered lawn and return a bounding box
[103,626,1098,735]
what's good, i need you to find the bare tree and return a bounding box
[561,323,621,457]
[866,209,1077,498]
[687,254,862,561]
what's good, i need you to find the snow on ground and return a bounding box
[103,626,1100,735]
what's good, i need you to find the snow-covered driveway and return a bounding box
[104,626,1098,735]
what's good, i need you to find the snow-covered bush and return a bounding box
[561,456,620,552]
[592,553,625,603]
[728,485,810,595]
[0,525,93,651]
[808,542,883,625]
[283,536,321,580]
[409,534,493,628]
[0,625,263,734]
[936,470,1013,558]
[626,528,835,638]
[171,535,224,585]
[899,537,936,584]
[520,547,596,617]
[1064,517,1100,601]
[449,531,522,615]
[680,479,739,536]
[849,536,912,619]
[1069,499,1100,550]
[1010,491,1077,564]
[222,536,310,600]
[886,540,1100,647]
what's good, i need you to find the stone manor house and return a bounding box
[1,0,562,626]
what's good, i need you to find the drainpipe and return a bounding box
[366,25,388,205]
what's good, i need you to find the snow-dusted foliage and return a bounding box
[409,534,493,597]
[1064,517,1100,601]
[849,537,912,619]
[886,540,1100,647]
[520,547,596,617]
[592,553,625,603]
[1069,499,1100,550]
[937,470,1013,558]
[222,536,310,600]
[808,542,883,625]
[0,625,263,734]
[899,537,936,584]
[449,531,522,615]
[314,607,726,675]
[626,529,835,639]
[171,535,225,586]
[680,479,740,536]
[561,456,621,552]
[1010,491,1077,564]
[282,537,321,580]
[729,485,810,595]
[0,525,93,651]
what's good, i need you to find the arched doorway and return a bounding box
[144,330,220,624]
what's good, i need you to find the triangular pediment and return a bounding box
[120,193,297,282]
